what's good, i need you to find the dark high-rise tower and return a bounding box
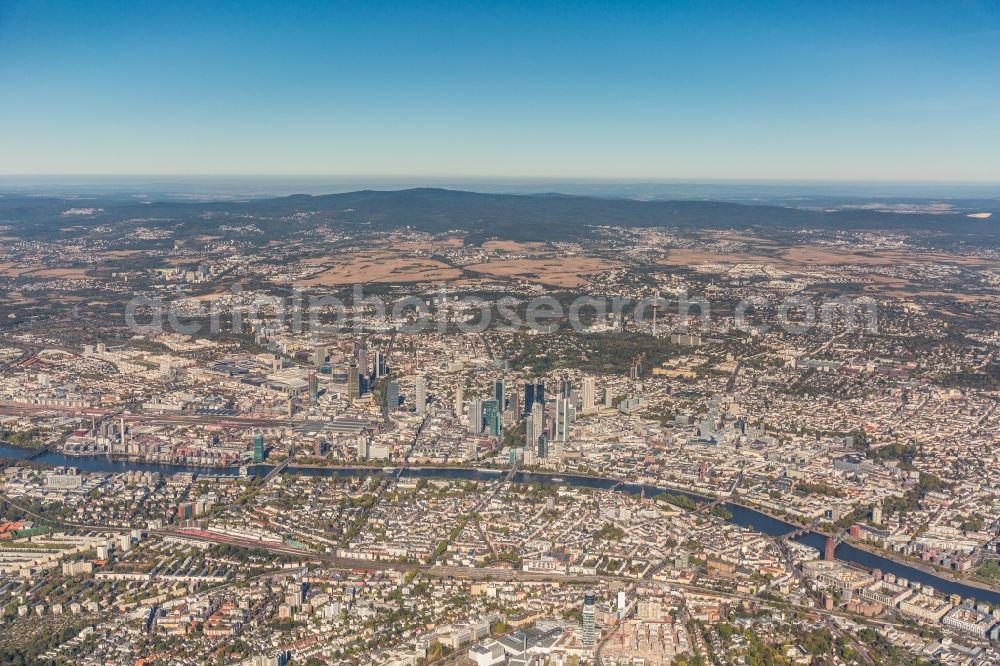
[523,380,545,417]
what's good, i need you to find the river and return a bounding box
[3,441,999,605]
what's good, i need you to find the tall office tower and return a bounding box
[252,433,266,463]
[509,392,521,422]
[604,387,614,408]
[414,375,427,414]
[386,381,400,411]
[553,396,575,443]
[482,399,501,437]
[582,377,596,412]
[824,536,836,562]
[347,362,360,401]
[308,370,319,402]
[525,402,536,447]
[700,397,720,440]
[469,399,484,435]
[494,379,505,410]
[537,432,548,459]
[355,343,369,377]
[582,592,596,646]
[617,590,627,620]
[523,380,545,416]
[454,385,464,420]
[373,351,387,378]
[489,399,500,432]
[526,402,544,453]
[566,395,576,434]
[312,346,326,368]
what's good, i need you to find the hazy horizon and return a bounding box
[0,175,997,203]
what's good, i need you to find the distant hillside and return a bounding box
[2,187,996,243]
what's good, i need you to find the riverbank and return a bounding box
[837,536,1000,596]
[271,462,1000,602]
[4,442,1000,605]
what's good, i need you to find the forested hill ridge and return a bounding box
[1,187,996,244]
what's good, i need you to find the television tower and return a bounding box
[652,290,660,336]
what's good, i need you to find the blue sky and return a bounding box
[0,1,998,180]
